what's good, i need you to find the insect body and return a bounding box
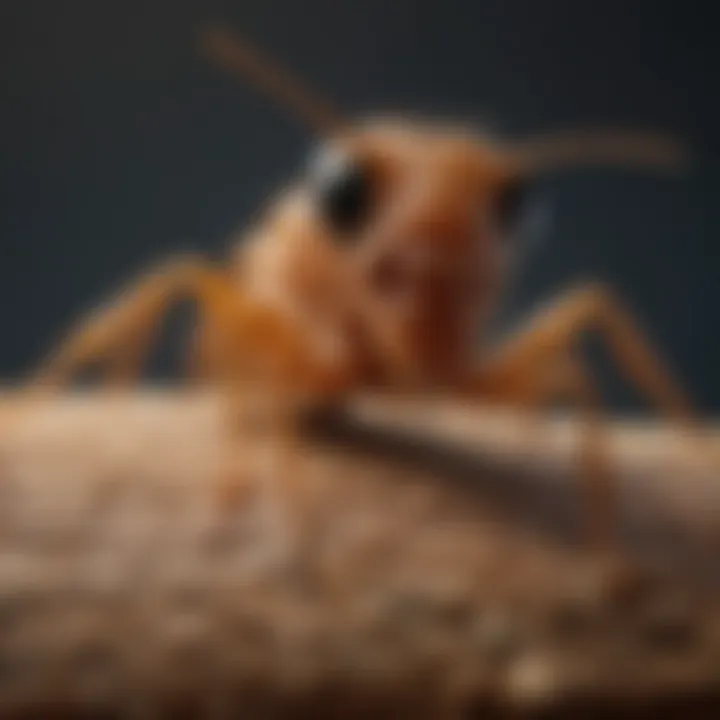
[30,27,702,545]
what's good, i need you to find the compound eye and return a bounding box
[307,145,373,236]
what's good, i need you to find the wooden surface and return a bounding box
[0,389,719,717]
[348,395,720,577]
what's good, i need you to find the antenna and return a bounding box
[511,128,689,175]
[201,25,345,136]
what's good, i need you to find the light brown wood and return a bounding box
[0,389,719,716]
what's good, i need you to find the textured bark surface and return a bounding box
[0,389,719,717]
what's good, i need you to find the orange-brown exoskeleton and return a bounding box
[29,26,703,546]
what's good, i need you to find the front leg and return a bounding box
[30,256,230,389]
[23,256,351,536]
[464,282,704,547]
[473,283,695,421]
[29,254,350,396]
[469,348,615,546]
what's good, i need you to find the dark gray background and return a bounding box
[1,1,718,411]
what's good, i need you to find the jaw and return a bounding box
[404,298,479,387]
[355,237,502,388]
[353,277,482,389]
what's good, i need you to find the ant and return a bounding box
[24,26,707,548]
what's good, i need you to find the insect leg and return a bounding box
[476,282,696,423]
[467,346,613,546]
[467,282,707,547]
[27,257,345,523]
[536,354,614,547]
[29,256,331,391]
[30,256,218,389]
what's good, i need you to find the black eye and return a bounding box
[496,178,530,235]
[307,146,372,236]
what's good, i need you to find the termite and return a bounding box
[26,25,706,547]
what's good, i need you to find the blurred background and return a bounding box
[1,0,718,411]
